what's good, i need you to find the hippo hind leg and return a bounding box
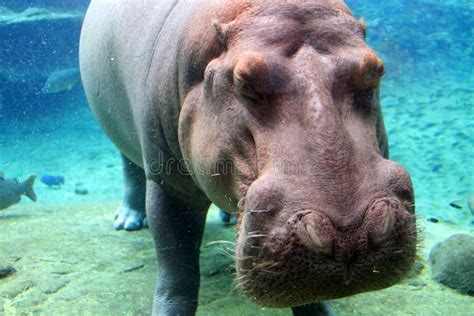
[114,154,147,231]
[291,302,335,316]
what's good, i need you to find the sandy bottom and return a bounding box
[1,202,473,315]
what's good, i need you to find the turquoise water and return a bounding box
[2,0,472,223]
[1,0,473,314]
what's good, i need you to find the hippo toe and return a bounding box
[114,205,148,231]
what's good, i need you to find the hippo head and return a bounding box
[179,0,416,308]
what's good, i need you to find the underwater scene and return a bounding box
[0,0,473,315]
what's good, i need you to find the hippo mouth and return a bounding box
[235,198,417,308]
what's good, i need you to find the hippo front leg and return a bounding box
[146,179,208,315]
[114,154,147,231]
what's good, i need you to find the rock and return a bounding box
[74,187,88,195]
[429,234,474,295]
[0,266,16,278]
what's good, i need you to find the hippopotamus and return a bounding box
[79,0,417,314]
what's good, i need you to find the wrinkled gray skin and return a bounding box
[80,1,416,315]
[0,173,36,210]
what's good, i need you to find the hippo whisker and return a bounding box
[405,201,415,208]
[245,234,267,240]
[205,240,236,247]
[248,208,272,214]
[215,248,238,259]
[246,231,268,238]
[246,230,266,237]
[233,277,253,293]
[250,261,280,273]
[237,197,246,209]
[279,241,297,257]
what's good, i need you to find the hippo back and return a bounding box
[80,1,198,170]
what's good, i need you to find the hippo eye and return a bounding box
[239,82,260,102]
[205,69,215,85]
[352,88,377,114]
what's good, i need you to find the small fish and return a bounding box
[41,68,81,94]
[449,196,474,217]
[0,266,16,279]
[449,200,463,210]
[0,172,37,210]
[431,164,443,173]
[40,175,64,186]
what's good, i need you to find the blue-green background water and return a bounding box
[1,0,472,223]
[0,0,473,314]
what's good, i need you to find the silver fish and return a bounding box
[0,172,37,210]
[41,68,81,94]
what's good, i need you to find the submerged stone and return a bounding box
[429,234,474,295]
[0,266,16,279]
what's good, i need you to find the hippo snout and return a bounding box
[236,192,417,308]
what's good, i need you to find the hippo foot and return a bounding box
[114,205,148,231]
[291,301,335,316]
[219,209,237,225]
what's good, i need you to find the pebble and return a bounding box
[0,266,16,279]
[429,234,474,295]
[75,187,88,195]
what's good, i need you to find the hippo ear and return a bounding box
[212,20,233,46]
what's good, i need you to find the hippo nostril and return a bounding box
[298,211,334,256]
[305,223,328,251]
[367,200,395,248]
